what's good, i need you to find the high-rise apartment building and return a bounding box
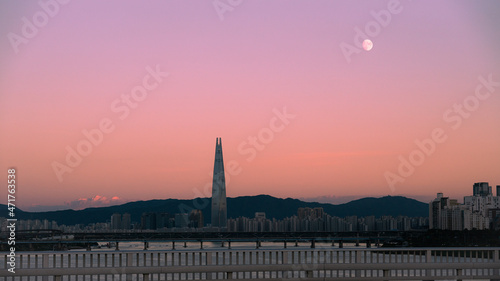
[473,182,492,196]
[189,209,204,228]
[111,213,121,230]
[121,213,131,230]
[141,212,157,230]
[175,213,189,228]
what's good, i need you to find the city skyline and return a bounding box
[1,1,500,209]
[7,181,497,231]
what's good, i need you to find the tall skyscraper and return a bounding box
[211,137,227,228]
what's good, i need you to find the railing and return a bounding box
[1,248,499,280]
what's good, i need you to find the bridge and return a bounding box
[1,247,499,280]
[3,231,415,251]
[8,230,416,241]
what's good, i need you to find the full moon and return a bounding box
[362,39,373,51]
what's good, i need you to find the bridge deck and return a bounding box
[0,248,499,280]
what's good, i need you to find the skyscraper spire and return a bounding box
[211,137,227,228]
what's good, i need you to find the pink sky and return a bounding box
[1,0,500,210]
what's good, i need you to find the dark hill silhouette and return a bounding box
[2,195,427,226]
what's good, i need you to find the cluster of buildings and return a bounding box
[0,219,110,233]
[120,210,203,230]
[109,210,204,230]
[1,212,205,232]
[429,182,500,230]
[227,208,428,232]
[2,208,427,233]
[5,219,59,231]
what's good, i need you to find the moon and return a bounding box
[362,39,373,51]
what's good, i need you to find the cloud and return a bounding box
[65,195,126,210]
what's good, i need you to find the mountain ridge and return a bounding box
[1,195,428,226]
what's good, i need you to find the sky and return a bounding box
[1,0,500,211]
